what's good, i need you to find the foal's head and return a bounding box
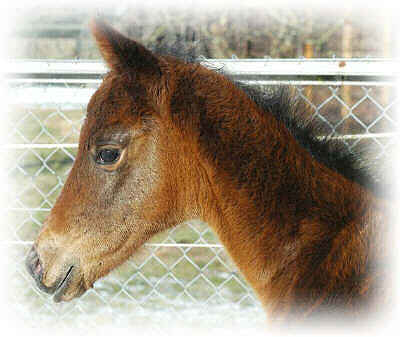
[26,20,211,302]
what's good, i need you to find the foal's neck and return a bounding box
[188,72,380,317]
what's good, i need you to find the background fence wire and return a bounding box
[4,58,398,329]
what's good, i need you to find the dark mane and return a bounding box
[149,39,383,196]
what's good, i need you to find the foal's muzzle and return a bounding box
[25,245,75,301]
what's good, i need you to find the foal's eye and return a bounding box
[96,148,121,164]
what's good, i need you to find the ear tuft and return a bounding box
[89,18,161,76]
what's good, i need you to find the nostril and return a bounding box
[25,246,43,280]
[34,256,42,275]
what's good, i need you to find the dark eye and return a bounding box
[96,148,120,164]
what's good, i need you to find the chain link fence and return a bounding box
[4,58,398,330]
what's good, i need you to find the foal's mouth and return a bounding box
[53,265,74,303]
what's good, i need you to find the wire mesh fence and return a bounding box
[4,58,399,329]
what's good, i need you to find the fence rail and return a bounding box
[7,58,399,85]
[5,58,398,325]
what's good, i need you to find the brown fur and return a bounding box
[26,19,392,323]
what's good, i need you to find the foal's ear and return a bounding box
[90,18,161,76]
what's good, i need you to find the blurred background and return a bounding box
[9,4,396,59]
[4,1,398,335]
